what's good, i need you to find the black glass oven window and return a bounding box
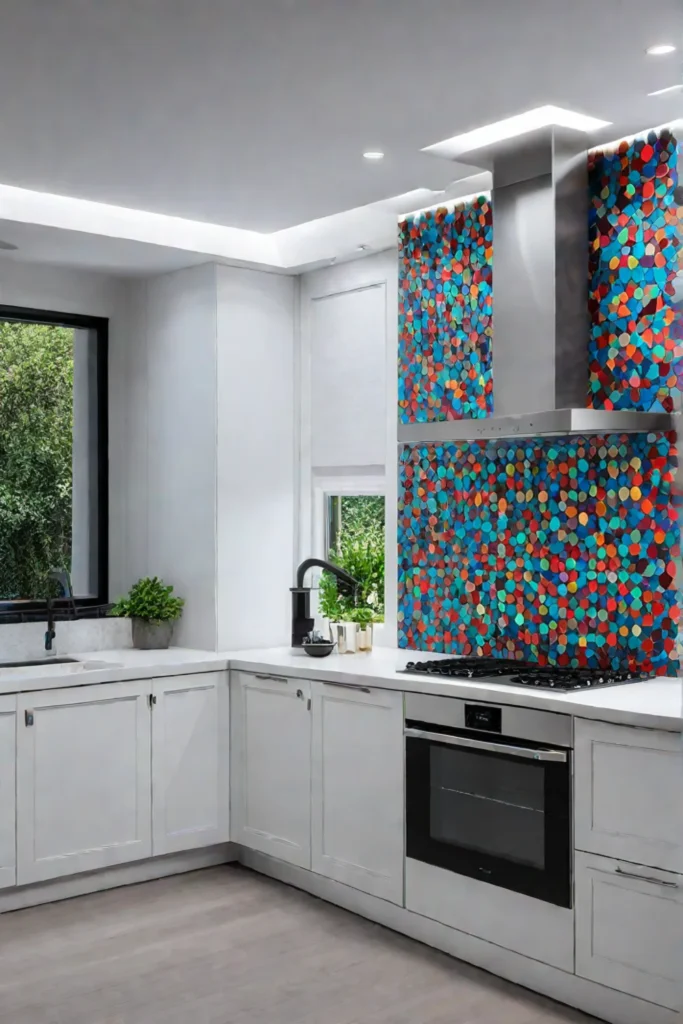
[429,746,546,870]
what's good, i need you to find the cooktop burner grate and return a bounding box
[399,657,645,691]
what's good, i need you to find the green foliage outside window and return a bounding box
[319,495,385,622]
[0,321,74,600]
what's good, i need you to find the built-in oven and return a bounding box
[405,693,572,908]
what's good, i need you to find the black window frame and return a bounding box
[0,304,108,613]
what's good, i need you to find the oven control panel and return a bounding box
[464,704,502,733]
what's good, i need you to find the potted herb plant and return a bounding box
[318,538,383,653]
[110,576,184,650]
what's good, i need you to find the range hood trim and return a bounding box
[397,408,675,444]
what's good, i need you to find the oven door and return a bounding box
[405,726,571,907]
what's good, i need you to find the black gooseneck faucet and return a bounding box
[45,569,76,655]
[291,558,358,647]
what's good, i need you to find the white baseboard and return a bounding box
[0,843,238,914]
[239,848,679,1024]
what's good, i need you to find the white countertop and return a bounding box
[0,645,680,732]
[0,647,228,694]
[229,646,683,732]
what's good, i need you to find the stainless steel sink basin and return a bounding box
[0,658,122,678]
[0,656,80,668]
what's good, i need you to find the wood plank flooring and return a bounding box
[0,865,599,1023]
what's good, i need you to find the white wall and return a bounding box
[115,264,218,649]
[216,266,296,650]
[0,253,388,652]
[0,259,126,319]
[298,250,398,643]
[309,284,386,468]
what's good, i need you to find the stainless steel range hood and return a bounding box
[398,125,674,443]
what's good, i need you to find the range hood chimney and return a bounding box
[400,125,673,442]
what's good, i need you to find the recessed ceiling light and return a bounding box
[647,44,676,55]
[422,105,612,159]
[0,239,18,251]
[648,83,683,95]
[363,150,384,161]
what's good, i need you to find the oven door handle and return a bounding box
[403,728,568,763]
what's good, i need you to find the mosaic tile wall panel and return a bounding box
[398,433,680,675]
[588,129,682,412]
[398,197,493,423]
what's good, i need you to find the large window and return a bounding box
[0,307,108,607]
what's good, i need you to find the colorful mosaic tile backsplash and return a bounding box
[588,129,682,412]
[398,197,493,423]
[398,433,680,675]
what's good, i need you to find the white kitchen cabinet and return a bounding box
[575,719,683,873]
[311,680,404,904]
[231,670,311,868]
[16,680,152,884]
[0,695,16,889]
[575,851,683,1011]
[152,672,229,856]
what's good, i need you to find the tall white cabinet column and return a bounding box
[215,267,296,651]
[118,263,296,651]
[298,251,398,643]
[113,265,218,648]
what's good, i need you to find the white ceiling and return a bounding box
[1,0,681,235]
[0,220,214,277]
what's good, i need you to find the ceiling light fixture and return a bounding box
[363,150,384,161]
[0,239,18,251]
[647,44,677,55]
[422,105,612,160]
[648,83,683,95]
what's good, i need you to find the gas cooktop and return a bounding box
[399,657,646,691]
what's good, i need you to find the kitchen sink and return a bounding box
[0,656,80,668]
[0,658,120,677]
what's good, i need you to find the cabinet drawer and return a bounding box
[574,719,683,872]
[576,851,683,1010]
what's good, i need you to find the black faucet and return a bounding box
[291,558,358,647]
[45,569,75,655]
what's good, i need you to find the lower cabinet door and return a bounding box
[152,672,229,855]
[231,671,312,868]
[17,681,152,884]
[0,696,16,889]
[575,851,683,1010]
[311,681,404,904]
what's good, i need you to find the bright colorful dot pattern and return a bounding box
[398,197,493,423]
[588,129,682,412]
[397,433,680,676]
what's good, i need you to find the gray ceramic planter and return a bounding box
[132,619,174,650]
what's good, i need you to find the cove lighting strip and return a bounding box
[423,105,612,160]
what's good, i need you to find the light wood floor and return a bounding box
[0,865,599,1023]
